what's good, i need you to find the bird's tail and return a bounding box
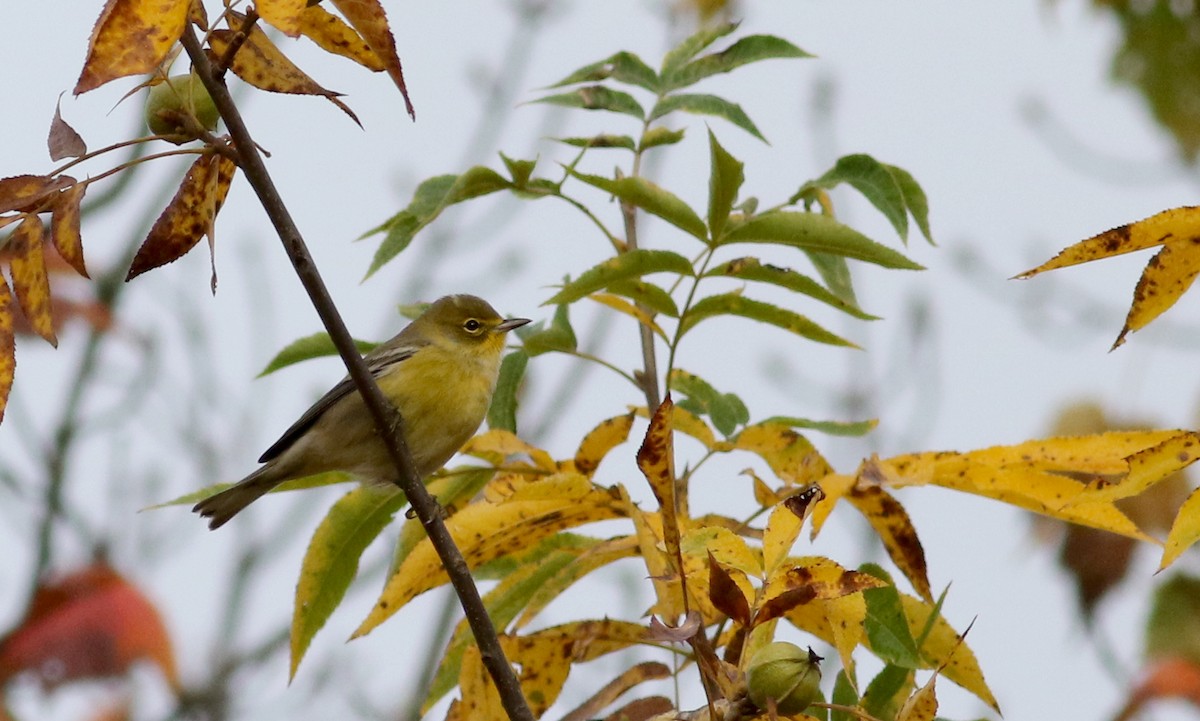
[193,464,284,530]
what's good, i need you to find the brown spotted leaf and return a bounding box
[638,396,681,566]
[51,183,88,278]
[573,412,635,477]
[1015,206,1200,349]
[758,556,886,624]
[256,0,307,37]
[48,99,87,161]
[298,4,385,71]
[559,662,672,721]
[735,422,833,486]
[708,552,751,626]
[353,474,624,637]
[0,175,73,215]
[329,0,414,117]
[848,485,932,602]
[209,18,361,125]
[75,0,191,94]
[0,277,14,423]
[127,154,236,281]
[8,216,57,347]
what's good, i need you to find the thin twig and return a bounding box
[179,26,534,721]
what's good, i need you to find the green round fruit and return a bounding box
[145,73,219,138]
[745,642,822,715]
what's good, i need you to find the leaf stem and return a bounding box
[179,26,534,721]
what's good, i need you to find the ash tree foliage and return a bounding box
[3,2,1200,721]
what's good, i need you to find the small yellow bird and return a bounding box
[194,294,530,529]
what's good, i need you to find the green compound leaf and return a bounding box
[521,303,577,356]
[703,256,876,320]
[660,22,739,78]
[546,249,694,305]
[760,415,878,437]
[553,134,637,151]
[807,154,910,242]
[604,279,680,317]
[649,93,765,142]
[707,129,745,241]
[886,163,934,245]
[258,332,379,377]
[548,51,660,93]
[860,563,922,669]
[487,350,529,433]
[679,293,856,348]
[668,368,749,437]
[722,211,924,270]
[291,486,407,679]
[533,85,645,120]
[639,126,687,151]
[663,34,812,92]
[362,168,512,277]
[567,169,708,240]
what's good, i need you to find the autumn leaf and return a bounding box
[0,277,14,423]
[734,422,833,486]
[708,553,751,626]
[51,182,88,277]
[75,0,191,94]
[758,556,885,624]
[0,175,74,215]
[209,15,361,125]
[7,215,57,346]
[848,486,932,602]
[127,153,236,282]
[256,0,307,37]
[329,0,415,117]
[0,563,178,690]
[298,4,385,71]
[572,412,635,477]
[1015,206,1200,349]
[48,98,87,161]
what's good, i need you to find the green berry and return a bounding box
[145,73,219,139]
[746,642,823,715]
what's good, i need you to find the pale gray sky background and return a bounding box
[3,2,1200,720]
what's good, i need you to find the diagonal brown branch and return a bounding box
[178,25,533,721]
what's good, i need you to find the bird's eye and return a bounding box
[463,318,482,333]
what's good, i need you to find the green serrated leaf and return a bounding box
[500,153,536,187]
[546,249,694,305]
[649,93,765,142]
[679,293,856,347]
[862,664,914,720]
[886,164,934,245]
[258,333,379,377]
[534,85,645,119]
[554,135,637,151]
[522,303,577,356]
[707,129,744,241]
[807,154,909,242]
[663,34,813,92]
[807,251,856,305]
[487,350,528,433]
[291,486,406,678]
[549,51,660,92]
[566,169,708,240]
[860,563,922,668]
[364,168,512,277]
[605,279,680,317]
[639,126,687,151]
[661,21,739,77]
[703,257,875,320]
[723,211,924,270]
[760,415,878,437]
[668,369,748,437]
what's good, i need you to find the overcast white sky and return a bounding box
[4,2,1200,720]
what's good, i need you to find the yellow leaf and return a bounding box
[1115,238,1200,348]
[298,5,385,71]
[516,536,640,628]
[638,396,681,561]
[1015,207,1200,278]
[0,277,14,423]
[762,503,803,577]
[897,672,939,721]
[747,469,781,507]
[1160,486,1200,570]
[758,556,885,624]
[451,646,504,721]
[1069,431,1200,507]
[681,525,762,577]
[825,592,866,678]
[256,0,306,37]
[589,292,669,340]
[736,422,832,486]
[8,215,57,346]
[848,486,931,602]
[353,477,624,637]
[809,473,854,539]
[75,0,190,94]
[329,0,414,117]
[899,595,998,712]
[462,428,557,471]
[50,183,88,278]
[573,412,635,477]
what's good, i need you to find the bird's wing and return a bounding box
[257,341,424,463]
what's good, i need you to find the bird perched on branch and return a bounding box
[194,294,529,529]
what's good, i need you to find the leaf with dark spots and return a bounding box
[783,484,826,521]
[849,486,932,602]
[707,553,750,626]
[0,175,73,214]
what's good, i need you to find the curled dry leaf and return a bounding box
[646,611,703,643]
[48,98,87,161]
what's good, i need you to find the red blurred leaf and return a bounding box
[0,175,73,215]
[51,182,88,278]
[75,0,191,94]
[0,277,14,424]
[48,99,87,161]
[209,15,361,126]
[0,563,178,691]
[329,0,414,117]
[127,153,236,282]
[1113,657,1200,721]
[8,215,58,347]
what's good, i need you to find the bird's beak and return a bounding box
[496,317,531,333]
